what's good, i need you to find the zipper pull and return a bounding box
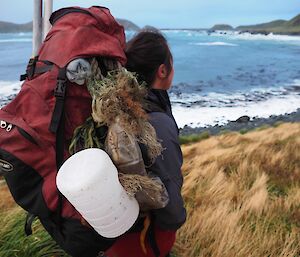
[6,124,13,132]
[0,120,7,129]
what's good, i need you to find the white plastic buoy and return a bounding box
[56,148,139,238]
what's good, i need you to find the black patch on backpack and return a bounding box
[0,159,13,173]
[0,149,50,217]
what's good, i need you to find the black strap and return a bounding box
[20,58,53,81]
[20,56,38,81]
[148,222,160,257]
[54,71,66,169]
[48,68,67,230]
[50,7,92,25]
[55,106,65,230]
[49,68,67,133]
[56,116,65,170]
[24,213,37,236]
[20,74,28,81]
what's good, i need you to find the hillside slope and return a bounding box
[0,21,32,33]
[236,14,300,35]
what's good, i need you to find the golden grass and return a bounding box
[175,122,300,257]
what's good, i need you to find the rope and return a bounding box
[90,58,103,81]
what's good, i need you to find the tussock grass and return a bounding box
[0,180,69,257]
[175,122,300,257]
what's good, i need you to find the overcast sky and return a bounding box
[1,0,300,28]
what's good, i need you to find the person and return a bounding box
[105,30,186,257]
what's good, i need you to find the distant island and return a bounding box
[0,18,140,33]
[210,13,300,35]
[0,21,32,33]
[210,24,234,31]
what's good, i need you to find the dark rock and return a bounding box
[235,116,250,123]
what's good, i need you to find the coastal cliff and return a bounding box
[210,13,300,35]
[236,14,300,35]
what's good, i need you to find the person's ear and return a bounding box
[157,64,168,79]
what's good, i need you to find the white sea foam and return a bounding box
[0,81,22,96]
[172,94,300,128]
[163,29,300,43]
[162,30,206,37]
[190,41,238,46]
[212,31,300,43]
[0,38,32,43]
[170,85,297,107]
[290,79,300,86]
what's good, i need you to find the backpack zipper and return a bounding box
[17,127,38,146]
[1,119,38,146]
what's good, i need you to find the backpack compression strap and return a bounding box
[49,68,67,230]
[49,68,67,134]
[148,220,161,257]
[20,57,53,81]
[24,213,37,236]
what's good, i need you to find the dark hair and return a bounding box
[125,31,173,86]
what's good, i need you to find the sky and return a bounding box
[0,0,300,28]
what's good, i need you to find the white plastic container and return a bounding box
[56,148,139,238]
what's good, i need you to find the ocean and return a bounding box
[0,31,300,128]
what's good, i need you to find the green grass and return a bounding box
[218,129,231,135]
[180,121,294,144]
[239,128,249,135]
[273,121,284,128]
[255,124,271,131]
[179,131,210,145]
[0,208,69,257]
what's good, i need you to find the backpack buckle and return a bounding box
[26,56,39,80]
[54,79,67,98]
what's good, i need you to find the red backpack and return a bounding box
[0,6,127,257]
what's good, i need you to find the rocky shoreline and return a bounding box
[179,108,300,136]
[0,94,16,109]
